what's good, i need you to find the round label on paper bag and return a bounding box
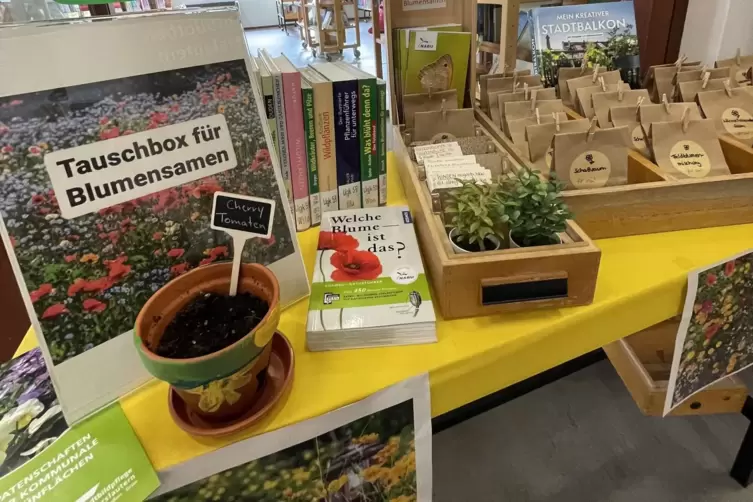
[669,140,711,178]
[631,125,648,153]
[569,150,611,188]
[722,107,753,140]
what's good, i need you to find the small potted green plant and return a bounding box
[607,25,640,70]
[503,168,573,248]
[444,179,507,253]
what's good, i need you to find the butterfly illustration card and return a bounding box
[403,30,472,108]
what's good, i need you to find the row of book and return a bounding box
[251,53,388,231]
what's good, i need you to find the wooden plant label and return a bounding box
[211,191,276,295]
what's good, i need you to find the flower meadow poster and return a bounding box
[664,249,753,415]
[151,374,432,502]
[0,9,308,424]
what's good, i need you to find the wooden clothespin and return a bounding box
[662,94,671,114]
[675,54,687,70]
[524,82,530,100]
[701,71,711,89]
[441,99,447,120]
[736,48,742,66]
[592,64,600,83]
[618,84,625,101]
[599,76,606,92]
[530,93,538,112]
[723,79,733,98]
[580,57,588,75]
[513,81,520,92]
[554,112,561,132]
[635,96,644,120]
[535,107,541,125]
[681,107,690,134]
[587,117,598,142]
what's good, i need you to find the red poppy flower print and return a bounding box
[318,231,359,251]
[83,277,116,293]
[68,278,87,297]
[330,249,382,281]
[99,127,120,140]
[171,263,189,275]
[83,299,107,313]
[42,304,68,319]
[725,260,735,277]
[705,323,721,340]
[167,248,185,259]
[30,284,53,303]
[706,273,717,286]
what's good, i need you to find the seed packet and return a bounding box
[490,87,535,128]
[566,70,621,110]
[552,124,631,189]
[526,117,591,171]
[639,102,703,141]
[674,67,730,84]
[557,66,595,106]
[577,82,630,119]
[650,64,702,102]
[503,99,565,139]
[482,74,542,112]
[508,112,569,155]
[402,90,458,129]
[609,104,651,157]
[648,118,730,179]
[716,54,753,84]
[591,89,651,128]
[412,108,475,142]
[676,78,735,103]
[696,87,753,145]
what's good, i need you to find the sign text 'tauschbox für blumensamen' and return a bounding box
[210,192,275,239]
[44,114,237,219]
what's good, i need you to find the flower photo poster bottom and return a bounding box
[307,206,437,350]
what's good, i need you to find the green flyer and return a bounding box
[0,404,158,502]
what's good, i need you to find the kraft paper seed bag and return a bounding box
[567,70,621,110]
[412,108,475,142]
[558,66,595,106]
[490,89,534,128]
[592,89,652,128]
[639,103,703,140]
[716,54,753,84]
[677,78,735,103]
[402,90,458,129]
[610,105,651,157]
[696,88,753,146]
[508,112,568,154]
[648,119,730,179]
[526,118,591,172]
[503,99,566,139]
[576,82,630,120]
[552,126,631,189]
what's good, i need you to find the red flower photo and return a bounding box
[318,231,359,251]
[330,249,382,282]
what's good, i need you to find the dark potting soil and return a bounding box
[451,235,499,252]
[156,292,269,359]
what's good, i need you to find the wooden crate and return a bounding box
[604,319,747,416]
[393,123,601,320]
[476,107,753,239]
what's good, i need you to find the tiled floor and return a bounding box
[244,21,388,78]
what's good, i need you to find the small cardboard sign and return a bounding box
[211,192,275,239]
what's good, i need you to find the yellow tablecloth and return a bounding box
[16,153,753,472]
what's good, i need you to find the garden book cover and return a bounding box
[307,206,436,350]
[0,349,159,501]
[150,374,432,501]
[0,8,308,424]
[528,1,639,76]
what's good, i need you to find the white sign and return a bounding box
[403,0,446,10]
[414,31,439,51]
[45,114,237,219]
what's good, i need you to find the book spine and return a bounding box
[302,86,321,226]
[333,80,361,209]
[314,82,339,214]
[358,78,379,208]
[377,81,387,206]
[282,71,312,231]
[261,76,279,158]
[272,73,293,211]
[530,10,539,75]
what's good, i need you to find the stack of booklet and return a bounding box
[414,141,492,192]
[306,206,437,350]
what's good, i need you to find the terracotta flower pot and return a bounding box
[134,262,280,422]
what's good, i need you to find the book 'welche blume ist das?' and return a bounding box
[307,206,436,351]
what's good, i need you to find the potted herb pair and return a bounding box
[444,168,572,253]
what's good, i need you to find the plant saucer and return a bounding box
[168,331,294,437]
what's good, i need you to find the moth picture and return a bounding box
[417,54,454,94]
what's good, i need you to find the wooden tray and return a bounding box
[393,122,601,320]
[604,319,747,416]
[475,107,753,239]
